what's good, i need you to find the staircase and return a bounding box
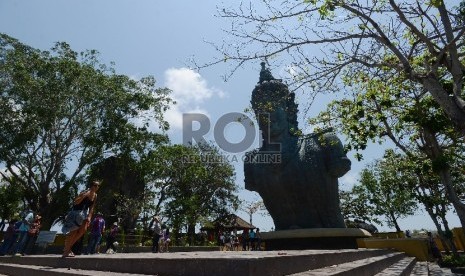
[0,249,453,275]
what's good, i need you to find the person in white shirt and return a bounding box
[12,210,34,256]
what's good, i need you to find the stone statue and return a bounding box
[244,62,351,230]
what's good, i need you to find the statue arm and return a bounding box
[323,133,351,177]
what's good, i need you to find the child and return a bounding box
[162,227,171,253]
[105,222,119,254]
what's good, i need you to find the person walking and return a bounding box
[149,216,162,253]
[86,213,105,254]
[12,209,34,256]
[62,180,100,258]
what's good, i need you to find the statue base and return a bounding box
[261,228,371,250]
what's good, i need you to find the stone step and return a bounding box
[409,261,429,276]
[0,262,147,276]
[0,249,392,276]
[374,257,416,276]
[290,252,406,276]
[429,262,461,275]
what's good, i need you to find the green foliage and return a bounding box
[441,254,465,267]
[342,151,418,231]
[302,0,338,19]
[459,1,465,23]
[135,227,144,246]
[0,179,24,220]
[88,155,159,232]
[364,157,417,224]
[143,239,153,246]
[119,228,126,247]
[340,187,380,225]
[311,59,465,228]
[146,143,239,240]
[0,34,172,228]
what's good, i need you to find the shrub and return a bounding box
[441,255,465,267]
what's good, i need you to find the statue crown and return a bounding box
[259,62,275,83]
[252,63,299,132]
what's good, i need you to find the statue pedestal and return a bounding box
[261,228,371,250]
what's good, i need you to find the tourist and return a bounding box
[232,235,240,251]
[241,229,249,251]
[9,220,22,254]
[255,228,262,251]
[86,213,105,254]
[249,229,256,250]
[22,214,41,255]
[95,234,104,254]
[11,209,34,256]
[62,180,100,258]
[163,227,171,252]
[223,232,233,251]
[219,231,225,247]
[427,232,442,262]
[0,219,17,256]
[149,216,162,253]
[105,222,119,254]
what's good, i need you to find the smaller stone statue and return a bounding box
[244,63,351,230]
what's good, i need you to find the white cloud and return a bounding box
[163,68,226,130]
[339,171,358,190]
[164,105,210,130]
[217,89,228,99]
[165,68,213,104]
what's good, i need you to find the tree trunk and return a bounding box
[422,77,465,137]
[423,127,465,231]
[425,207,443,236]
[431,210,450,254]
[187,223,196,246]
[39,181,53,229]
[389,211,401,232]
[438,168,465,231]
[442,215,458,256]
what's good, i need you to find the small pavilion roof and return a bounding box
[201,214,256,231]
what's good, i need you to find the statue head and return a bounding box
[251,63,298,140]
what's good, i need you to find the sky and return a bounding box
[0,0,461,232]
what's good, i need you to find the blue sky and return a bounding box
[0,0,460,232]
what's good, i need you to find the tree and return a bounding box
[0,34,172,228]
[339,186,380,226]
[240,198,267,225]
[308,63,465,229]
[358,158,418,232]
[150,144,239,244]
[0,178,24,230]
[387,150,459,255]
[202,1,465,137]
[87,155,149,232]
